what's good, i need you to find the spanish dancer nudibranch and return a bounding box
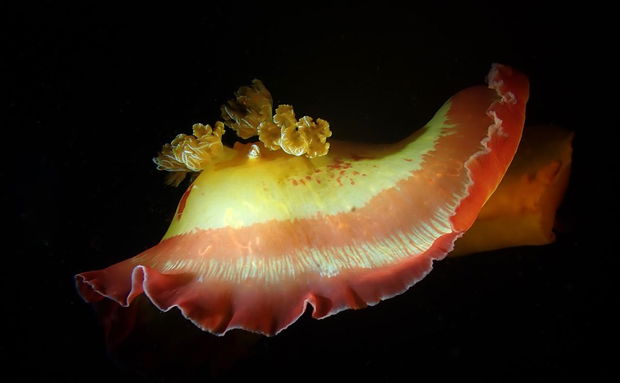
[76,64,529,335]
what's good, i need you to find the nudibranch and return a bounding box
[77,64,529,336]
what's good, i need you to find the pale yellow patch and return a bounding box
[163,100,454,237]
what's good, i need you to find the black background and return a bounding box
[9,2,616,381]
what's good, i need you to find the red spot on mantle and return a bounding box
[404,158,413,162]
[327,158,352,170]
[292,179,299,186]
[176,185,193,220]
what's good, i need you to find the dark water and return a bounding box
[10,2,615,381]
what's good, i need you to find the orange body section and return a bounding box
[452,125,573,255]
